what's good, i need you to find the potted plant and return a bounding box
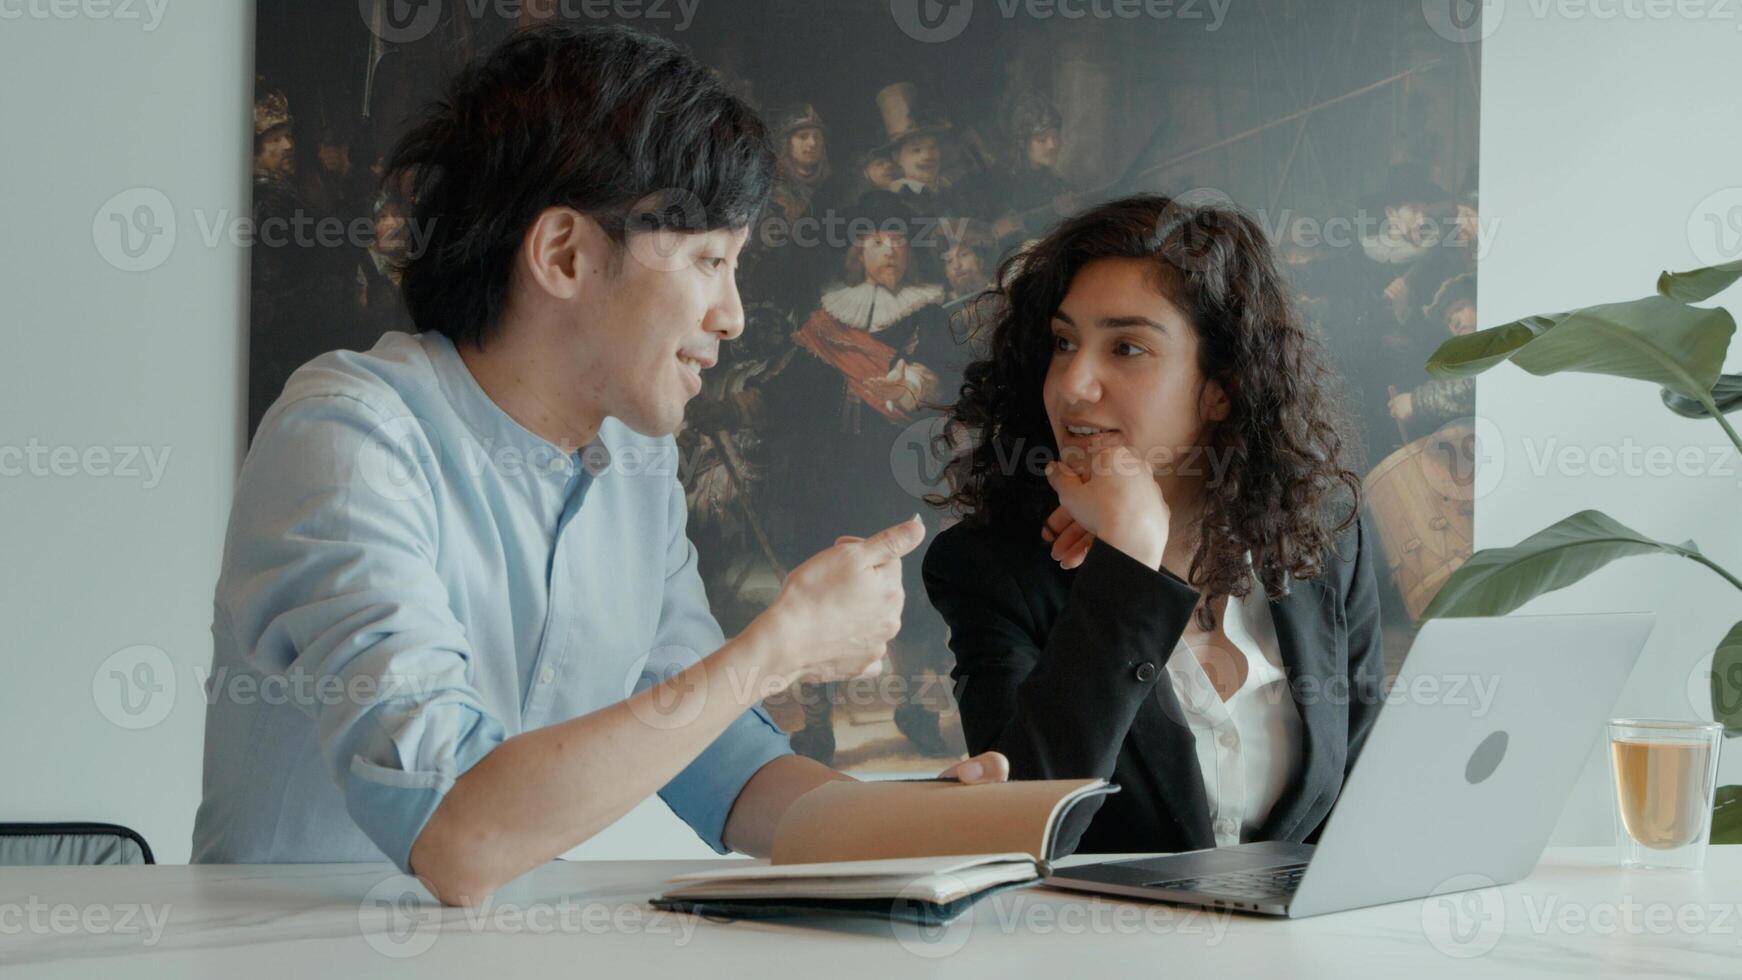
[1420,257,1742,843]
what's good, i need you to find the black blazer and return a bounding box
[922,514,1386,856]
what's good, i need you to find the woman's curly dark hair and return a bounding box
[930,193,1363,628]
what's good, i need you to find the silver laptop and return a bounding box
[1044,612,1655,918]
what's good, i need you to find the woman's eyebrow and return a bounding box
[1052,309,1168,334]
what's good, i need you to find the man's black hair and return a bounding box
[384,24,776,347]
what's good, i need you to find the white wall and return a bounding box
[0,2,251,864]
[1477,7,1742,843]
[0,1,712,863]
[1,4,1737,865]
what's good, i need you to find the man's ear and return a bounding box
[520,206,611,301]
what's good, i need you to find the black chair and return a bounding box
[0,822,155,866]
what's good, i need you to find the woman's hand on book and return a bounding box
[936,751,1010,784]
[1043,445,1169,571]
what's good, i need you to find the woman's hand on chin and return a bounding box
[1043,445,1170,571]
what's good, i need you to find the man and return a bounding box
[1335,163,1463,462]
[940,219,996,303]
[194,25,1003,908]
[875,82,974,220]
[763,191,961,763]
[742,103,838,320]
[352,190,417,337]
[990,89,1079,247]
[1387,273,1476,427]
[767,103,831,224]
[248,84,365,437]
[299,119,367,220]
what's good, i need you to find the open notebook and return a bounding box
[651,778,1117,925]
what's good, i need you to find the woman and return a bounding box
[923,194,1386,856]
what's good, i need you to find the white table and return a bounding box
[2,847,1738,978]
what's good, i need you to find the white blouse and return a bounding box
[1161,589,1303,847]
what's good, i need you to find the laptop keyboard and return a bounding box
[1146,863,1309,899]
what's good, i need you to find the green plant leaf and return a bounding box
[1713,621,1742,739]
[1425,314,1559,378]
[1714,785,1742,845]
[1428,294,1728,396]
[1419,510,1702,620]
[1425,295,1735,405]
[1662,373,1742,418]
[1659,258,1742,303]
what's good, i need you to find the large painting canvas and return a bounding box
[250,0,1482,772]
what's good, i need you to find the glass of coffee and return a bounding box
[1607,719,1724,871]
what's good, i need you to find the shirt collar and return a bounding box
[420,330,608,482]
[1164,558,1288,712]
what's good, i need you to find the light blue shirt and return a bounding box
[191,331,792,872]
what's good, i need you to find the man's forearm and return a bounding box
[720,754,851,857]
[409,613,796,905]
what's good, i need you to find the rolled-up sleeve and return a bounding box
[640,465,791,853]
[218,394,506,873]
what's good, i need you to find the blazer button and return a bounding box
[1134,662,1157,682]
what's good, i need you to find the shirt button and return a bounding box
[540,667,556,685]
[1216,818,1237,837]
[1218,729,1238,749]
[1134,662,1157,682]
